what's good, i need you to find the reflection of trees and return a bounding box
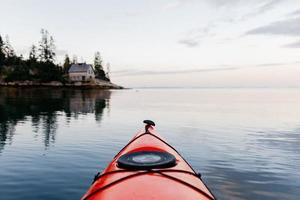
[42,113,58,148]
[0,88,111,152]
[95,99,106,122]
[0,122,15,153]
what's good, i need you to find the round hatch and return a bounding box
[117,151,176,170]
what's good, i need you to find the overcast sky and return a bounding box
[1,0,300,87]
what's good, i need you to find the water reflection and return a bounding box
[206,162,295,200]
[0,88,111,151]
[249,129,300,154]
[1,88,300,200]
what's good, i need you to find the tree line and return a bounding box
[0,29,110,82]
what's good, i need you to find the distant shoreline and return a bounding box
[0,80,124,89]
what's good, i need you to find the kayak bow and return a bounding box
[81,120,216,200]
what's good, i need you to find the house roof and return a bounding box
[68,63,94,73]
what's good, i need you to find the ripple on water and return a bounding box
[1,88,300,200]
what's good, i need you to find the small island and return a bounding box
[0,29,123,89]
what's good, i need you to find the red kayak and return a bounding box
[82,120,216,200]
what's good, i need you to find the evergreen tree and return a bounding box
[0,30,114,84]
[0,34,5,66]
[105,62,111,81]
[94,51,103,70]
[63,54,71,73]
[38,29,55,63]
[3,35,15,58]
[94,51,105,79]
[29,45,37,61]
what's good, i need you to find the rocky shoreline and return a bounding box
[0,80,124,89]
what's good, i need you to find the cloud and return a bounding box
[207,0,241,8]
[162,0,196,10]
[288,9,300,17]
[178,24,217,47]
[178,39,199,47]
[207,0,281,11]
[256,61,300,67]
[163,1,182,10]
[245,17,300,36]
[255,0,282,14]
[163,0,249,10]
[241,0,282,20]
[178,0,282,47]
[282,40,300,48]
[112,67,238,77]
[112,61,300,77]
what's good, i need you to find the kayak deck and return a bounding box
[82,124,215,200]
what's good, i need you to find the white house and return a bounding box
[68,63,95,82]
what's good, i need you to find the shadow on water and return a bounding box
[0,87,111,152]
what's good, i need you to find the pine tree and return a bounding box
[38,29,56,63]
[0,34,5,66]
[94,51,105,79]
[3,35,15,58]
[29,45,37,61]
[94,51,103,69]
[63,54,71,73]
[105,62,111,81]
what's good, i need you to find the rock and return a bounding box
[0,79,123,89]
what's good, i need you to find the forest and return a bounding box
[0,29,110,83]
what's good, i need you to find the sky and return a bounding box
[1,0,300,87]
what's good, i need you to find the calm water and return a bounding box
[0,88,299,200]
